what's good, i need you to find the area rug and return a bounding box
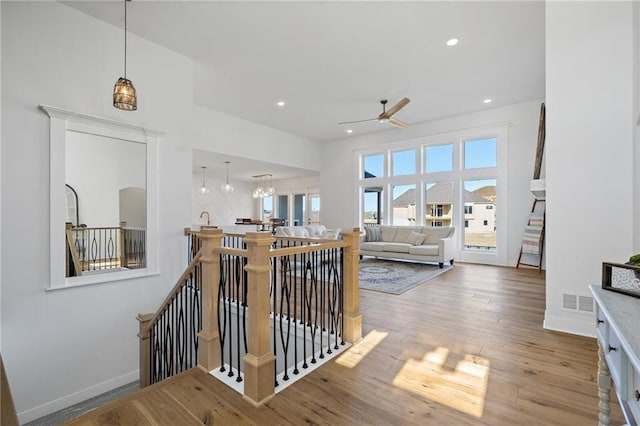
[359,258,452,295]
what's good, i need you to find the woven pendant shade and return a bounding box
[113,77,137,110]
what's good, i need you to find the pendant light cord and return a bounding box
[124,0,128,79]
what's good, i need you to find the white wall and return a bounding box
[191,175,255,233]
[545,2,634,336]
[0,2,318,422]
[634,2,640,252]
[320,100,542,266]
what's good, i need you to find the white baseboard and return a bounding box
[17,369,139,424]
[543,311,596,338]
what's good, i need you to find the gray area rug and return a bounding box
[359,257,452,295]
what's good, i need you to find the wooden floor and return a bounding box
[65,263,624,425]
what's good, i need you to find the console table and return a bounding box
[591,285,640,425]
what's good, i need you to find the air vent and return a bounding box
[562,294,577,310]
[578,296,594,313]
[562,294,594,313]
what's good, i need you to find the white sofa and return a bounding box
[360,225,456,268]
[274,224,340,239]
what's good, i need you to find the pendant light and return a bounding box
[199,166,210,194]
[113,0,137,111]
[221,161,234,192]
[252,174,274,198]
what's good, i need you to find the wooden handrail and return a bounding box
[142,250,203,334]
[270,240,345,257]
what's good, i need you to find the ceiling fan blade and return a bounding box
[338,118,378,125]
[388,117,410,129]
[380,97,411,119]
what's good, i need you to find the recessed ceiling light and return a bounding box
[346,129,353,134]
[446,38,459,46]
[483,98,493,104]
[275,99,286,108]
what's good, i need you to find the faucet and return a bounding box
[200,211,210,226]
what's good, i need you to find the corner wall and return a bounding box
[545,2,634,336]
[320,100,543,267]
[0,2,318,422]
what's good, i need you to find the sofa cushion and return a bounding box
[383,243,412,253]
[364,226,381,242]
[409,245,439,256]
[304,224,326,237]
[393,227,421,243]
[361,242,386,252]
[406,231,427,246]
[422,226,454,244]
[380,227,398,242]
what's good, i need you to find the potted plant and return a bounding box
[625,254,640,279]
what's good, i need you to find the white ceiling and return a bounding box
[64,0,545,178]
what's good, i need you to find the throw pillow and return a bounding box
[365,226,381,242]
[322,229,341,240]
[406,230,426,246]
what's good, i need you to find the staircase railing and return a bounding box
[139,228,362,406]
[137,251,203,386]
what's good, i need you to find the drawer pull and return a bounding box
[597,319,604,325]
[636,390,640,401]
[607,345,617,352]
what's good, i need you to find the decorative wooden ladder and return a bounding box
[517,103,546,271]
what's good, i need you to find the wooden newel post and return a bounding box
[198,229,224,373]
[136,313,154,388]
[243,231,276,406]
[342,227,362,343]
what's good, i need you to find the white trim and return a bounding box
[17,369,139,424]
[39,104,163,289]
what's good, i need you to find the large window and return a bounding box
[357,127,506,265]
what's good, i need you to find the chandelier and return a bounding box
[252,174,274,198]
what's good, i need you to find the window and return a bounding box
[425,144,453,173]
[392,184,416,225]
[464,205,473,215]
[464,137,497,169]
[432,221,443,227]
[309,194,320,224]
[463,179,496,251]
[392,149,416,176]
[486,205,493,210]
[278,195,289,225]
[363,187,383,226]
[425,182,453,227]
[363,154,384,179]
[262,195,273,221]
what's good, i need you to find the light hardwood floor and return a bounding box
[65,263,624,425]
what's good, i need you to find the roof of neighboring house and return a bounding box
[392,183,493,207]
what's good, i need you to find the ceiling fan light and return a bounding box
[113,77,137,110]
[378,117,389,123]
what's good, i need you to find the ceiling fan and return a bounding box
[339,97,411,128]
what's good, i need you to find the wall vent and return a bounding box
[562,294,577,310]
[562,294,594,313]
